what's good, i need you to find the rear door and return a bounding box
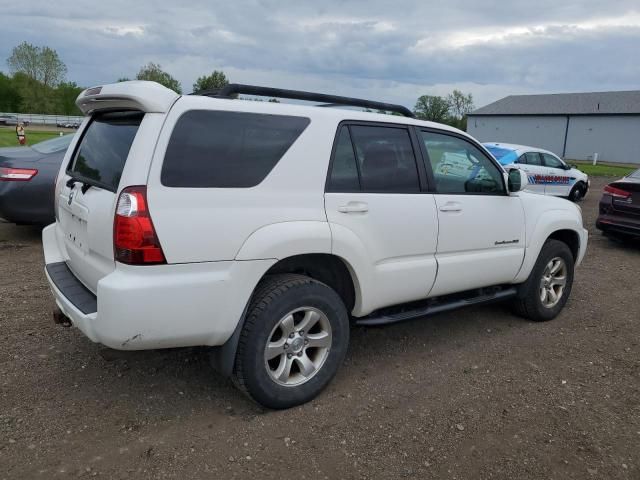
[56,111,153,292]
[324,123,439,311]
[517,152,546,195]
[418,129,525,297]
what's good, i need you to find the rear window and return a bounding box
[68,111,143,191]
[161,110,310,188]
[32,134,74,154]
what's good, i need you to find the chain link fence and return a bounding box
[0,112,85,127]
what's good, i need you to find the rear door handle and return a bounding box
[439,202,462,212]
[338,202,369,214]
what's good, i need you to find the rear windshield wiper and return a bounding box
[66,176,93,194]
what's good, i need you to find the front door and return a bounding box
[324,123,439,315]
[418,129,525,297]
[541,152,572,197]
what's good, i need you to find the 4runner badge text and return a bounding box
[495,239,520,245]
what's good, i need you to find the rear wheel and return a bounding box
[513,239,575,321]
[232,274,349,409]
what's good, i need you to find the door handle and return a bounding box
[338,202,369,214]
[439,202,462,212]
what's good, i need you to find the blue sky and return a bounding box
[1,0,639,109]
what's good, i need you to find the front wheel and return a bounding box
[513,239,575,321]
[568,182,586,202]
[232,274,349,409]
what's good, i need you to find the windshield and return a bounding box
[629,168,640,179]
[483,145,519,165]
[32,134,74,154]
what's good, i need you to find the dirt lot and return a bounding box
[1,176,638,479]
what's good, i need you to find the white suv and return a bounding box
[43,81,588,409]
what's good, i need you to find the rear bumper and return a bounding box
[42,224,276,350]
[596,215,640,237]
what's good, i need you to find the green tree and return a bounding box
[0,72,23,111]
[7,42,67,87]
[136,63,182,93]
[413,95,450,123]
[54,81,83,115]
[192,70,229,93]
[117,77,131,82]
[12,71,56,113]
[447,90,474,130]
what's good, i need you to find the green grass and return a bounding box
[0,128,60,148]
[569,161,636,177]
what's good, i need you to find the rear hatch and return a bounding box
[57,112,144,292]
[53,80,179,293]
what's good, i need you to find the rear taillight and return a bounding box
[114,186,166,265]
[0,167,38,181]
[604,184,631,199]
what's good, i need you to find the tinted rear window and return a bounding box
[32,134,74,154]
[69,112,143,191]
[161,110,310,188]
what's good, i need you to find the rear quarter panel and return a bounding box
[146,97,337,264]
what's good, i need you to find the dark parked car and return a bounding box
[596,168,640,239]
[0,134,74,225]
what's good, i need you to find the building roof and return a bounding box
[470,90,640,116]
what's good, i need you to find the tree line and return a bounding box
[0,42,474,128]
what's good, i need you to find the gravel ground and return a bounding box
[1,176,638,479]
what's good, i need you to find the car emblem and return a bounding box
[68,190,75,206]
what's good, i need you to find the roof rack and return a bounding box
[194,84,414,118]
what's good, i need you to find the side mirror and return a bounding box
[507,168,528,193]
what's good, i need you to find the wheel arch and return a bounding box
[210,252,360,377]
[513,208,585,284]
[548,229,580,261]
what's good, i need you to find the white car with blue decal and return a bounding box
[484,143,589,202]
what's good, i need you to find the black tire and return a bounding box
[568,182,586,202]
[232,274,349,409]
[512,239,575,322]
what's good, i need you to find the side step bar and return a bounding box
[355,287,518,327]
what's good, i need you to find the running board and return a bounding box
[355,287,518,327]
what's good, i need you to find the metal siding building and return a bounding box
[467,91,640,165]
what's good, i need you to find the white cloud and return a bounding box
[0,1,638,109]
[102,25,145,37]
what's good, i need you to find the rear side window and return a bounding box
[520,152,542,166]
[327,127,360,192]
[161,110,310,188]
[69,112,143,191]
[351,126,420,192]
[327,124,420,193]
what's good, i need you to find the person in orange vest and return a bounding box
[16,123,26,145]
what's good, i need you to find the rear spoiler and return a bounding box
[76,81,180,115]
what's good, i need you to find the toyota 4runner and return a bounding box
[43,81,588,409]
